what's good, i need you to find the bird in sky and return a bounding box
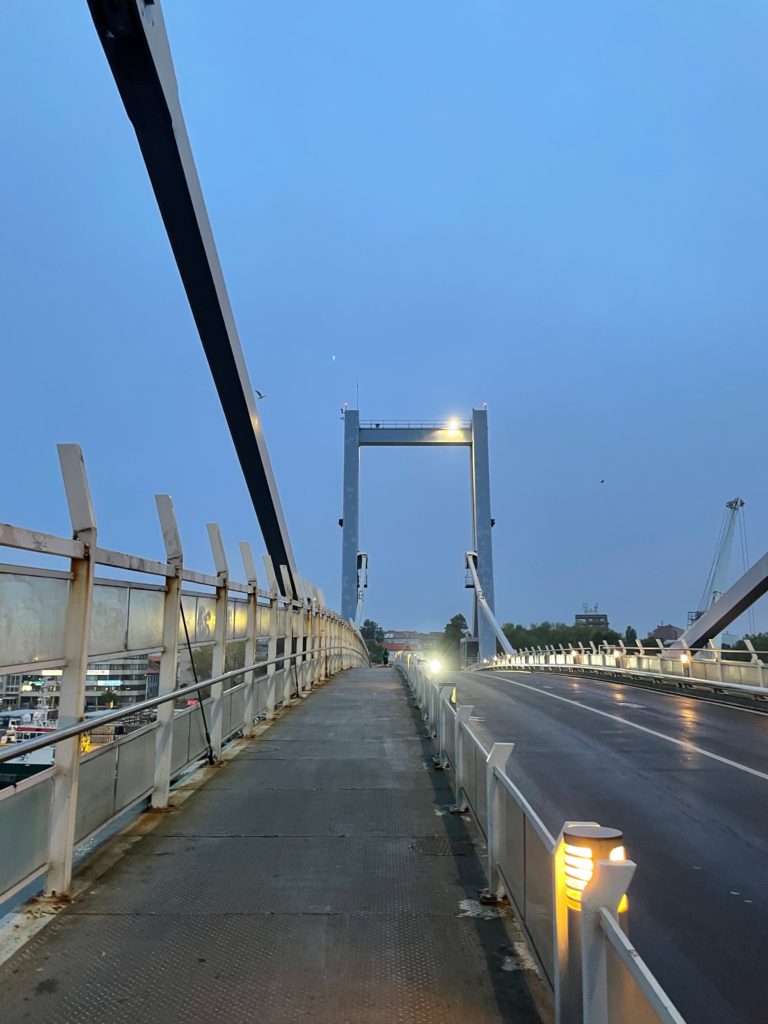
[255,390,266,400]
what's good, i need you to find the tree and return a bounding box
[360,619,386,663]
[360,619,385,644]
[501,621,622,652]
[441,613,468,668]
[723,633,768,663]
[624,625,638,648]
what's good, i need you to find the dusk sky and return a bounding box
[2,1,767,636]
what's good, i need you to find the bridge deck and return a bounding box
[0,669,539,1023]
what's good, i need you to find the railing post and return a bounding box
[152,495,182,809]
[743,638,766,688]
[310,582,319,686]
[580,859,636,1024]
[296,579,307,694]
[310,585,322,682]
[451,705,474,813]
[263,555,279,718]
[240,541,258,736]
[485,742,515,899]
[46,445,97,897]
[421,673,431,726]
[315,593,323,674]
[207,524,229,757]
[279,565,296,702]
[303,579,314,691]
[285,597,295,700]
[654,639,664,671]
[325,609,332,678]
[435,685,453,767]
[290,572,305,696]
[316,604,325,681]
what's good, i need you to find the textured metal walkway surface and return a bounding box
[0,669,540,1023]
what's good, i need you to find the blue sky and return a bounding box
[2,1,768,635]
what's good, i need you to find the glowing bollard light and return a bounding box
[555,823,629,1021]
[563,825,627,912]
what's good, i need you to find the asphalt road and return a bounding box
[449,669,768,1024]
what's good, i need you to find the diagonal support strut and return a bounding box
[85,0,298,593]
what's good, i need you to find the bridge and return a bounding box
[1,4,766,1024]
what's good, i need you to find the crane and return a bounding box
[688,498,750,638]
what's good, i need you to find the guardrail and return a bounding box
[0,444,369,904]
[484,644,768,703]
[0,644,364,910]
[396,654,686,1024]
[359,419,471,429]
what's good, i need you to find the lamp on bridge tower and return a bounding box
[339,408,497,661]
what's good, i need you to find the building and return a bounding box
[382,630,444,655]
[648,624,684,644]
[574,605,609,629]
[0,654,162,713]
[381,642,413,655]
[0,674,23,707]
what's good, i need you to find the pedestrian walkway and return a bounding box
[0,669,541,1023]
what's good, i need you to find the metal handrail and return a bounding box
[359,420,471,429]
[0,645,366,764]
[494,765,556,851]
[598,908,686,1023]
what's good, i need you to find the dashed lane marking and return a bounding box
[486,674,768,784]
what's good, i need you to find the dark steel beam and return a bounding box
[86,0,298,592]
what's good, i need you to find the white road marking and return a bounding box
[489,669,768,717]
[487,674,768,784]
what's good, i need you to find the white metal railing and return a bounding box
[359,419,471,429]
[396,653,686,1024]
[484,642,768,702]
[0,444,369,904]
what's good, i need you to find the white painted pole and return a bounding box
[46,445,97,897]
[152,495,182,808]
[207,523,228,757]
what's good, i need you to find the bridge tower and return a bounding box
[340,409,497,661]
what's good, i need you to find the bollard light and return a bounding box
[562,825,626,911]
[428,659,442,673]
